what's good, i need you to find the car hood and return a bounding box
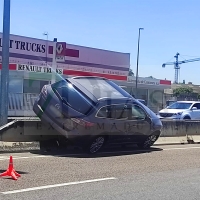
[159,109,186,113]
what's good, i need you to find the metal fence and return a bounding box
[8,93,39,116]
[6,93,162,116]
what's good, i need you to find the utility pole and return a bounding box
[135,28,144,98]
[51,38,57,84]
[174,52,180,84]
[43,32,48,65]
[0,0,11,126]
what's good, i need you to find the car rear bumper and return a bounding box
[33,100,92,145]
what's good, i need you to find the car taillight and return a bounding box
[71,118,95,127]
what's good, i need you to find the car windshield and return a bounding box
[167,102,192,109]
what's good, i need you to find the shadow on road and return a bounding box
[28,144,163,158]
[0,169,29,175]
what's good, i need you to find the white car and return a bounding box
[157,101,200,120]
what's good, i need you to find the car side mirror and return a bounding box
[192,107,197,110]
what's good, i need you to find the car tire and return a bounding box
[137,134,159,149]
[85,135,106,154]
[183,116,191,120]
[39,139,59,152]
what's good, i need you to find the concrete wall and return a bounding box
[1,119,200,149]
[160,120,200,137]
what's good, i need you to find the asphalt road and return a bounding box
[1,144,200,200]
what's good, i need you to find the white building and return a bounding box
[0,33,171,116]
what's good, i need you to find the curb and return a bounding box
[0,142,40,152]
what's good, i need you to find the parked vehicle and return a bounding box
[33,76,162,154]
[157,101,200,120]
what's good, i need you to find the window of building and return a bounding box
[9,78,23,93]
[23,79,49,93]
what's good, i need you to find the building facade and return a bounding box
[0,33,171,116]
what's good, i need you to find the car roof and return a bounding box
[176,101,200,103]
[70,76,108,81]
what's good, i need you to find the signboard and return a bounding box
[127,76,171,86]
[56,42,66,56]
[0,32,130,81]
[127,76,160,85]
[55,42,66,62]
[17,64,63,75]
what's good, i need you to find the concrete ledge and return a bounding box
[154,136,188,146]
[0,141,39,151]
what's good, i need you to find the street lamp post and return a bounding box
[43,32,48,65]
[0,0,11,126]
[135,28,144,99]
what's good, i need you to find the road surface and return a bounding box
[0,144,200,200]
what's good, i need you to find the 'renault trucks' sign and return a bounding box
[0,32,130,81]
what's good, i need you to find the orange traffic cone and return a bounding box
[0,156,21,180]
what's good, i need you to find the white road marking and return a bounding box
[0,154,83,161]
[1,177,117,195]
[0,155,47,161]
[163,146,200,151]
[0,156,8,159]
[0,145,200,161]
[96,146,200,155]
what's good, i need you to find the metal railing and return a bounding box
[8,93,39,116]
[6,93,161,116]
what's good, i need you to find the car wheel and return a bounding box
[137,134,159,149]
[87,136,106,154]
[183,116,191,120]
[39,139,59,152]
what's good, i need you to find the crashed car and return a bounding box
[33,76,162,154]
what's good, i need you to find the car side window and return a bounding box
[196,103,200,109]
[193,103,200,109]
[129,104,147,120]
[96,104,130,119]
[114,105,130,119]
[96,105,113,118]
[192,103,200,109]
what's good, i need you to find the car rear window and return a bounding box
[51,80,94,115]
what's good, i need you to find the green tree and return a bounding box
[173,87,193,97]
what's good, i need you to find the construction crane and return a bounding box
[162,52,200,84]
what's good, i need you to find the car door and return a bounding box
[190,103,200,119]
[107,104,131,144]
[124,103,151,142]
[95,104,120,142]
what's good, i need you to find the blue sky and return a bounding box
[0,0,200,84]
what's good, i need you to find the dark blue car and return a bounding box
[33,76,162,154]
